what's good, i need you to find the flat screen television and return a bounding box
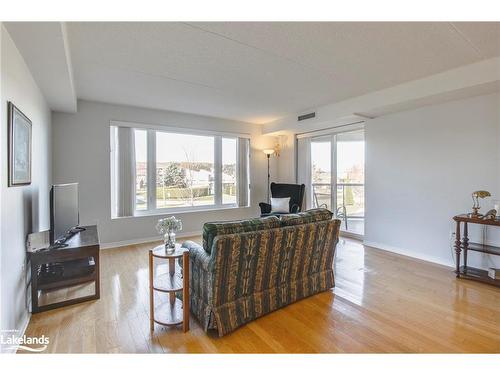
[50,183,80,244]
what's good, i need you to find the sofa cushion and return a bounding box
[280,208,333,227]
[202,216,281,254]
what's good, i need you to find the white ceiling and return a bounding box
[7,22,500,123]
[263,56,500,134]
[5,22,77,112]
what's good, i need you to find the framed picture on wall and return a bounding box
[8,101,32,186]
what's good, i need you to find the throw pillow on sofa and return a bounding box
[202,216,281,254]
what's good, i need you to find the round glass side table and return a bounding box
[149,243,189,332]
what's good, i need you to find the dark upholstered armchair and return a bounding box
[259,182,306,217]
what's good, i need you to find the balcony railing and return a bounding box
[312,182,365,219]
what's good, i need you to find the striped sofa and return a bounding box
[182,208,341,336]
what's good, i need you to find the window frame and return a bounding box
[110,121,248,216]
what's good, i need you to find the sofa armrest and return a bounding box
[259,202,272,214]
[182,240,211,272]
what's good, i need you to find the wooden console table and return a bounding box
[453,214,500,287]
[29,225,100,313]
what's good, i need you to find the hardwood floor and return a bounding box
[23,237,500,353]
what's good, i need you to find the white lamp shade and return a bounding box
[263,149,275,155]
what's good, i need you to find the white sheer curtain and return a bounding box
[113,126,135,217]
[237,137,250,207]
[296,137,312,210]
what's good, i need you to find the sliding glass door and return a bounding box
[336,131,365,235]
[311,130,365,236]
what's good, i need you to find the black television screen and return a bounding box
[50,183,79,244]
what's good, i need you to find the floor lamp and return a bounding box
[263,149,275,203]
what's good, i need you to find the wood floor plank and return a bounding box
[20,237,500,353]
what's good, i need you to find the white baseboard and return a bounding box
[340,230,364,241]
[363,240,455,268]
[101,231,202,250]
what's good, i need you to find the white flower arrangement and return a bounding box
[156,216,182,235]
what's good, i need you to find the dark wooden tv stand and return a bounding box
[29,225,100,313]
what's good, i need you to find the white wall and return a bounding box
[365,93,500,268]
[0,26,52,342]
[52,100,276,246]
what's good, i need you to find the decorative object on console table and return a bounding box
[482,209,497,220]
[156,216,182,253]
[29,225,100,313]
[471,190,491,217]
[8,101,32,186]
[452,214,500,287]
[149,244,189,332]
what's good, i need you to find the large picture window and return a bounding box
[111,123,250,217]
[155,132,215,209]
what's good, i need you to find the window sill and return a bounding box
[112,204,250,220]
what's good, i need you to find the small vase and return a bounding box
[164,230,176,253]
